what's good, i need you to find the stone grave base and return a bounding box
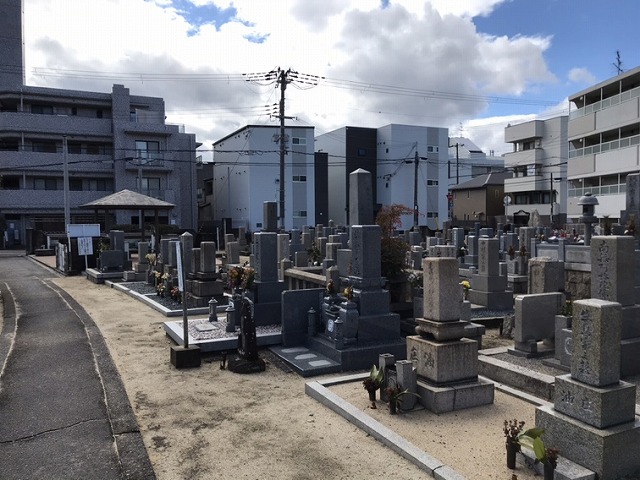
[227,355,266,374]
[621,338,640,377]
[507,274,528,293]
[536,404,640,480]
[508,340,554,358]
[553,374,636,428]
[406,335,478,384]
[85,268,125,284]
[416,376,494,414]
[468,290,514,310]
[306,334,406,372]
[252,301,281,326]
[123,270,146,282]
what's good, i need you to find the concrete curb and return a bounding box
[0,282,17,380]
[305,374,467,480]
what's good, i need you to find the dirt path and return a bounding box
[55,276,541,480]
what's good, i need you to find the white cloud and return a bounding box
[23,0,558,153]
[567,67,596,86]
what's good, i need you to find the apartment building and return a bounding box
[314,126,378,226]
[212,125,316,231]
[567,65,640,221]
[503,116,568,226]
[315,124,449,231]
[0,0,198,246]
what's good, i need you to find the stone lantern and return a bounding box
[578,192,599,246]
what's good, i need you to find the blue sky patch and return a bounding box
[161,0,238,35]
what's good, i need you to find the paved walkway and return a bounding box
[0,252,154,479]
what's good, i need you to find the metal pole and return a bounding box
[278,69,288,230]
[63,136,70,229]
[413,150,419,229]
[550,173,553,227]
[138,157,143,231]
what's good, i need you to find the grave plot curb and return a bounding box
[305,374,467,480]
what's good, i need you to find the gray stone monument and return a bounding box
[348,168,373,226]
[536,299,640,479]
[407,257,494,413]
[590,235,640,376]
[250,232,284,326]
[263,201,278,232]
[469,238,513,310]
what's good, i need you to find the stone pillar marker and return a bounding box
[180,232,193,277]
[591,235,635,306]
[199,241,217,274]
[254,232,278,283]
[406,256,494,413]
[263,201,278,232]
[590,235,640,376]
[349,168,373,226]
[469,238,513,310]
[527,257,564,294]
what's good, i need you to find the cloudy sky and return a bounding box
[23,0,640,157]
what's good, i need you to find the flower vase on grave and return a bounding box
[505,442,518,469]
[543,463,554,480]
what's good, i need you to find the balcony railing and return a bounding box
[569,132,640,159]
[570,84,640,119]
[568,183,626,198]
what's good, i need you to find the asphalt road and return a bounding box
[0,252,154,479]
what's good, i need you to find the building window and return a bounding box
[69,179,83,191]
[292,175,307,182]
[427,145,439,153]
[135,140,161,160]
[292,137,306,145]
[32,141,57,153]
[527,164,541,177]
[293,210,307,217]
[427,180,438,186]
[96,109,103,119]
[142,177,161,191]
[0,176,20,189]
[67,142,82,154]
[34,178,57,190]
[89,179,113,191]
[31,104,54,115]
[357,148,366,156]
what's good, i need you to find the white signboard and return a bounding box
[175,242,184,292]
[78,237,94,256]
[67,224,101,238]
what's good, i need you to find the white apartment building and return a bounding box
[567,65,640,221]
[503,116,568,225]
[376,124,449,231]
[212,125,316,231]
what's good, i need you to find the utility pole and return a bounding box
[449,141,463,185]
[550,172,554,227]
[276,68,293,230]
[413,150,419,229]
[244,68,319,230]
[63,135,70,229]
